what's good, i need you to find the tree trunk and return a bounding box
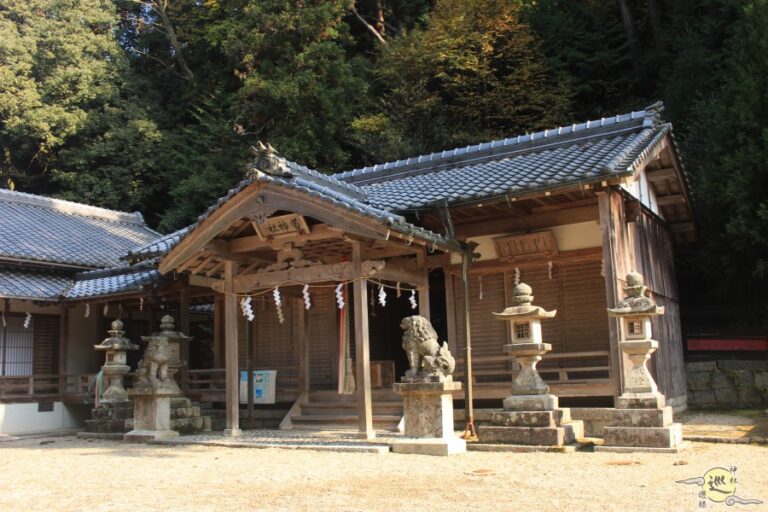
[646,0,665,51]
[153,0,195,82]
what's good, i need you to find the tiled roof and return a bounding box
[0,188,161,268]
[162,156,452,263]
[0,263,162,301]
[125,227,189,263]
[334,103,671,210]
[0,267,72,301]
[65,264,161,299]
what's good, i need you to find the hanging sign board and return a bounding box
[494,231,559,260]
[254,213,309,239]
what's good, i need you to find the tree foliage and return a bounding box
[1,0,767,298]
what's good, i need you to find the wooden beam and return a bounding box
[455,204,599,238]
[443,271,458,354]
[656,194,685,206]
[376,262,428,288]
[351,241,375,439]
[416,250,430,321]
[597,191,623,402]
[230,224,340,253]
[645,167,676,182]
[223,261,241,436]
[530,197,597,214]
[213,260,385,294]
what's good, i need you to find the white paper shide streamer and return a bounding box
[23,312,31,329]
[302,284,311,310]
[273,287,284,324]
[514,267,521,285]
[103,303,109,316]
[240,296,254,322]
[409,289,418,310]
[85,303,91,318]
[396,282,401,298]
[478,275,484,300]
[378,284,387,307]
[335,283,345,310]
[548,261,553,280]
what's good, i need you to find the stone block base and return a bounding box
[594,441,690,454]
[570,407,673,437]
[617,393,665,409]
[478,420,583,447]
[502,394,558,411]
[490,409,570,428]
[602,423,683,449]
[124,429,179,442]
[391,436,466,456]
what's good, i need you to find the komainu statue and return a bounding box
[401,315,456,383]
[133,334,173,391]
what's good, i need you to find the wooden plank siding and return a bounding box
[32,315,59,376]
[450,256,610,392]
[600,187,687,404]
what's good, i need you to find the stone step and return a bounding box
[478,421,583,446]
[171,406,201,419]
[308,389,401,403]
[602,423,683,449]
[85,418,129,434]
[171,397,192,408]
[92,406,134,420]
[489,409,570,428]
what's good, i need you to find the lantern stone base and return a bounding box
[617,392,666,410]
[478,394,583,448]
[124,388,180,442]
[590,401,686,452]
[391,381,465,456]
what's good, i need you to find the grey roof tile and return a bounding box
[333,103,671,210]
[0,189,160,268]
[0,267,72,300]
[65,265,160,299]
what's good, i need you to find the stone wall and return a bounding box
[686,360,768,408]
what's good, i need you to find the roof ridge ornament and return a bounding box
[248,141,293,178]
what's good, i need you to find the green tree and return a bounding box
[354,0,571,162]
[0,0,166,217]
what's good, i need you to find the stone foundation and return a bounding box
[686,360,768,408]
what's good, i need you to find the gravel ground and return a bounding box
[0,437,766,512]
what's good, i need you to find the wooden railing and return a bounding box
[188,367,299,403]
[454,350,613,398]
[0,374,93,402]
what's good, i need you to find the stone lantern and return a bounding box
[494,283,557,409]
[94,319,138,403]
[607,271,665,409]
[477,283,583,448]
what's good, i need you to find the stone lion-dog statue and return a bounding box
[134,335,173,391]
[400,315,456,383]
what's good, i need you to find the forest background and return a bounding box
[0,0,766,313]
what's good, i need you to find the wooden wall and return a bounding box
[450,258,610,382]
[599,187,687,404]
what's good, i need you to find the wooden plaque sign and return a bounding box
[494,231,559,260]
[254,213,310,239]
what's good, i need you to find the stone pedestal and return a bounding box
[477,329,583,449]
[124,388,180,442]
[392,381,466,456]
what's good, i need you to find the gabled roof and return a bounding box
[0,188,160,269]
[334,103,679,211]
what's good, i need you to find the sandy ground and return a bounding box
[0,437,766,512]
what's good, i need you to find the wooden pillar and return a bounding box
[58,304,69,394]
[213,292,224,368]
[245,315,254,426]
[296,299,309,394]
[179,288,190,392]
[223,261,241,436]
[416,250,431,321]
[597,190,624,401]
[351,241,375,439]
[443,271,458,354]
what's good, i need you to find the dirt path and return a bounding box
[0,437,766,511]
